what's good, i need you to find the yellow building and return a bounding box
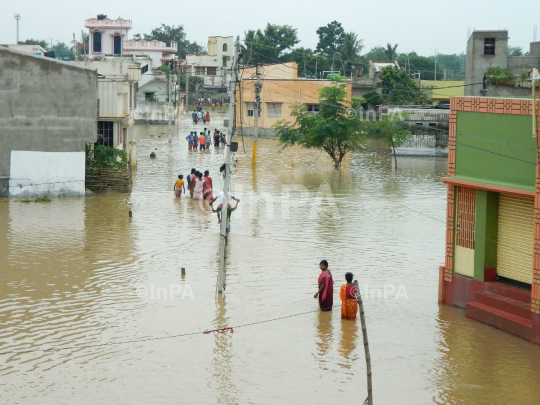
[237,62,352,137]
[421,80,465,104]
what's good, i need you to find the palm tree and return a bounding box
[384,43,398,61]
[339,32,364,75]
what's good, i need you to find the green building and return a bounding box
[440,96,540,344]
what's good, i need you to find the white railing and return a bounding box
[124,40,178,50]
[85,18,132,28]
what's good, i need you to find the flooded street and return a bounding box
[1,117,540,405]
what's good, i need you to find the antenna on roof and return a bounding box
[534,26,538,42]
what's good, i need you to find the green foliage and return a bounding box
[507,46,523,56]
[363,46,387,61]
[519,71,530,82]
[244,24,299,64]
[339,32,364,75]
[274,82,366,169]
[484,66,514,84]
[86,144,127,169]
[384,43,398,60]
[362,90,383,107]
[315,21,345,57]
[367,115,411,168]
[52,41,74,58]
[35,196,51,203]
[133,24,204,58]
[181,75,203,93]
[18,39,49,50]
[378,66,431,105]
[281,47,330,76]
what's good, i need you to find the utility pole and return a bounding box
[73,33,77,61]
[168,62,172,143]
[217,36,240,294]
[532,68,539,139]
[354,280,373,405]
[14,14,21,43]
[434,48,437,81]
[252,64,262,166]
[185,66,190,114]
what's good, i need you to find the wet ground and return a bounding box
[1,117,540,404]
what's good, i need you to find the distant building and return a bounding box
[465,30,540,97]
[421,80,465,105]
[73,60,141,165]
[439,95,540,344]
[237,62,352,137]
[85,15,178,102]
[186,36,234,93]
[0,48,98,197]
[0,44,47,56]
[352,60,401,99]
[383,107,449,156]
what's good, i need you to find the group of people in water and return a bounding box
[173,168,240,224]
[186,128,226,151]
[315,260,359,321]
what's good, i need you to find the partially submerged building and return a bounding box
[0,48,98,197]
[440,96,540,344]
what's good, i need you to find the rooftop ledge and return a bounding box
[441,176,535,197]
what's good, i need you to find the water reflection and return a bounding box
[338,319,359,371]
[211,294,238,405]
[315,311,334,370]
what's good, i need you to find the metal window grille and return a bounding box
[306,104,320,113]
[113,35,121,55]
[195,67,206,75]
[455,187,476,249]
[97,121,114,148]
[207,67,217,76]
[484,38,495,55]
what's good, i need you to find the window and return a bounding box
[141,64,149,75]
[97,121,114,147]
[207,67,217,76]
[267,103,282,118]
[145,91,156,101]
[429,123,437,127]
[195,67,206,75]
[223,43,228,52]
[306,104,320,113]
[484,38,495,55]
[415,123,424,126]
[246,102,260,117]
[113,35,122,55]
[93,32,102,53]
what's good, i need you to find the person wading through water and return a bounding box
[314,260,334,311]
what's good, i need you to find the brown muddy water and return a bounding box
[1,117,540,405]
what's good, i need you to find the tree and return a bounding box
[339,32,364,75]
[133,24,204,58]
[274,81,366,169]
[367,115,411,169]
[507,46,523,56]
[280,47,330,77]
[18,39,49,50]
[484,66,514,84]
[244,24,299,64]
[362,90,383,107]
[315,21,345,58]
[363,46,387,61]
[378,66,431,105]
[384,43,398,60]
[52,42,74,58]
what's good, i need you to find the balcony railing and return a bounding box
[85,18,132,28]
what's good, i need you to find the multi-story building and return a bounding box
[73,60,141,165]
[439,95,540,344]
[0,48,98,197]
[85,15,178,102]
[465,30,540,97]
[186,36,234,93]
[237,62,352,137]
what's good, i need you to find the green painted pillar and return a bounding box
[474,190,499,281]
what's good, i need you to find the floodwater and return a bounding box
[1,117,540,405]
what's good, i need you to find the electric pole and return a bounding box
[252,64,262,166]
[217,36,240,294]
[168,62,172,143]
[14,14,21,43]
[185,65,190,114]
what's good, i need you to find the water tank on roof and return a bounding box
[97,14,107,20]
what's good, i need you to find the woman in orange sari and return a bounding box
[340,272,358,320]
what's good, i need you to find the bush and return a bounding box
[484,67,514,84]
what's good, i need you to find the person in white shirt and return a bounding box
[211,192,240,224]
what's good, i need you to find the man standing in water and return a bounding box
[211,192,240,224]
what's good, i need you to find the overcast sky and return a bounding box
[1,0,537,55]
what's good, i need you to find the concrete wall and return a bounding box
[0,48,98,197]
[507,56,540,74]
[465,31,508,96]
[486,84,533,98]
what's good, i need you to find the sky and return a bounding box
[1,0,538,56]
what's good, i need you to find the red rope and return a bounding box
[203,327,234,334]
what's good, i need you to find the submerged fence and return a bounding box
[85,167,131,193]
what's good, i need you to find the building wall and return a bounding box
[465,31,509,96]
[421,80,465,103]
[454,111,536,191]
[237,71,351,136]
[0,48,98,197]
